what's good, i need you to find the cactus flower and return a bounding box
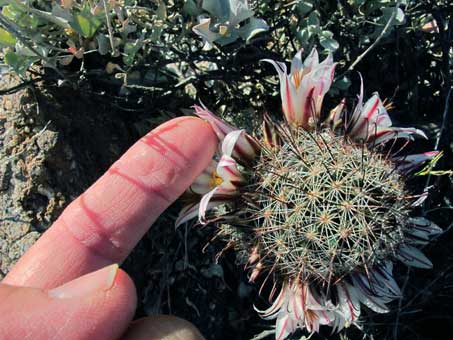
[263,49,336,130]
[177,49,441,339]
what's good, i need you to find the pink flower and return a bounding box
[345,78,427,144]
[263,48,336,129]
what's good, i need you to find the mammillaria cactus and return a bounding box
[176,49,441,339]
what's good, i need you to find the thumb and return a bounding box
[122,315,206,340]
[0,264,136,340]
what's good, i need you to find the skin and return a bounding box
[0,117,218,340]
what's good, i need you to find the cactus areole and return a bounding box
[176,49,441,339]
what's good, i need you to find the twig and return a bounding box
[0,78,40,95]
[402,265,453,310]
[434,86,451,151]
[336,5,399,79]
[102,0,118,57]
[393,266,411,340]
[421,8,452,213]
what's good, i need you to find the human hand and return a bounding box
[0,117,217,340]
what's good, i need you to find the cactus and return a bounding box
[245,127,409,282]
[176,49,441,339]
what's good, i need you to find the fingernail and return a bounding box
[48,264,119,299]
[123,315,206,340]
[156,319,206,340]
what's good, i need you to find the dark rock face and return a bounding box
[0,74,133,277]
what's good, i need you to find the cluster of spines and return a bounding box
[232,127,412,283]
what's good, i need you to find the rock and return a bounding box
[0,73,134,279]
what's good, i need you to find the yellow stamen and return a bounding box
[383,98,395,111]
[64,28,75,35]
[293,70,301,88]
[218,25,228,36]
[209,170,223,187]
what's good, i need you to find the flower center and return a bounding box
[210,170,224,188]
[292,70,302,89]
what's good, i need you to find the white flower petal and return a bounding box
[193,104,236,141]
[290,49,303,75]
[393,151,439,174]
[327,98,345,131]
[221,129,258,161]
[217,155,244,184]
[303,48,319,72]
[396,245,433,269]
[409,217,443,237]
[336,282,361,324]
[175,202,199,228]
[199,183,237,224]
[349,94,391,140]
[370,127,427,145]
[262,58,296,123]
[354,289,390,313]
[254,284,289,319]
[275,314,292,340]
[371,263,401,298]
[190,159,218,195]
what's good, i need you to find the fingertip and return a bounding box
[3,116,219,289]
[148,116,218,163]
[0,267,137,340]
[110,268,137,316]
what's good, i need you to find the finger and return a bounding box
[122,315,205,340]
[4,117,217,288]
[0,264,136,340]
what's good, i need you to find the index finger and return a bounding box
[3,117,217,289]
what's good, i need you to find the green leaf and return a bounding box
[69,5,103,38]
[297,1,314,15]
[182,0,202,16]
[319,30,339,51]
[238,17,269,42]
[96,34,110,55]
[156,0,167,20]
[203,0,253,24]
[2,4,41,29]
[51,3,73,21]
[297,28,312,44]
[14,41,48,57]
[123,38,143,66]
[394,7,406,25]
[320,37,339,51]
[150,24,164,42]
[320,30,334,39]
[335,76,351,90]
[348,0,366,6]
[4,51,37,76]
[381,7,405,26]
[307,10,320,26]
[0,27,16,46]
[2,4,23,21]
[202,0,230,21]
